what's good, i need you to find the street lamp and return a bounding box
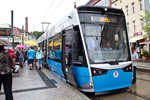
[11,10,14,48]
[41,22,50,32]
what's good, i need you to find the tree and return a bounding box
[32,31,44,39]
[141,11,150,38]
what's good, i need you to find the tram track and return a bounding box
[128,71,150,100]
[86,90,150,100]
[137,77,150,82]
[137,68,150,73]
[126,91,150,100]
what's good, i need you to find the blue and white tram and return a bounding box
[37,6,133,95]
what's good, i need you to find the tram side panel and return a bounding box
[72,66,91,89]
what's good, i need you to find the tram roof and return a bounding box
[37,5,124,43]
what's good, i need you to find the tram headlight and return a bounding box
[123,64,132,72]
[91,67,108,76]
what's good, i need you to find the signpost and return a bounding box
[0,28,11,36]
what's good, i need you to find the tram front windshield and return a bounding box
[79,13,130,64]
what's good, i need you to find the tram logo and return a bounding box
[113,71,119,78]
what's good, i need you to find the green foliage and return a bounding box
[143,25,150,37]
[141,11,150,38]
[142,49,149,56]
[32,31,44,39]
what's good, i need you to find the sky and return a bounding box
[0,0,89,32]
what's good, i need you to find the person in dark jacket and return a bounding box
[15,49,20,63]
[0,45,14,100]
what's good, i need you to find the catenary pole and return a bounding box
[11,10,14,48]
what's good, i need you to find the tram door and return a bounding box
[62,29,77,87]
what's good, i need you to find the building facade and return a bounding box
[87,0,150,51]
[0,23,36,46]
[111,0,150,41]
[111,0,150,51]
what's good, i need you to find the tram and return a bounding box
[37,6,133,95]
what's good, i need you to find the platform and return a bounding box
[0,63,90,100]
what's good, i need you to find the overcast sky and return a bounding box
[0,0,89,32]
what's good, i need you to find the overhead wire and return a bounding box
[36,0,57,31]
[36,0,64,31]
[48,0,63,22]
[41,0,56,22]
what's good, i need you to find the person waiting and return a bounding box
[36,47,43,70]
[131,47,139,84]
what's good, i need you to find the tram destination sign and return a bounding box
[0,28,11,36]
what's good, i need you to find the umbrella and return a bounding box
[15,45,27,49]
[0,38,11,46]
[7,49,15,58]
[24,40,38,46]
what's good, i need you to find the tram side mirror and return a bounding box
[73,25,79,31]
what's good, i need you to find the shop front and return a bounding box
[129,32,147,58]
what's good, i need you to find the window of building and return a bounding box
[139,0,143,10]
[125,5,129,16]
[126,22,129,32]
[140,19,144,28]
[133,20,136,32]
[131,2,135,13]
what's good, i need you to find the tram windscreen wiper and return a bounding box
[113,45,126,64]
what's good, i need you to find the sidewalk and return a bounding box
[0,63,90,100]
[136,59,150,72]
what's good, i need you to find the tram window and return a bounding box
[48,33,62,62]
[67,50,72,66]
[73,25,79,31]
[72,29,86,66]
[65,29,73,66]
[64,28,87,67]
